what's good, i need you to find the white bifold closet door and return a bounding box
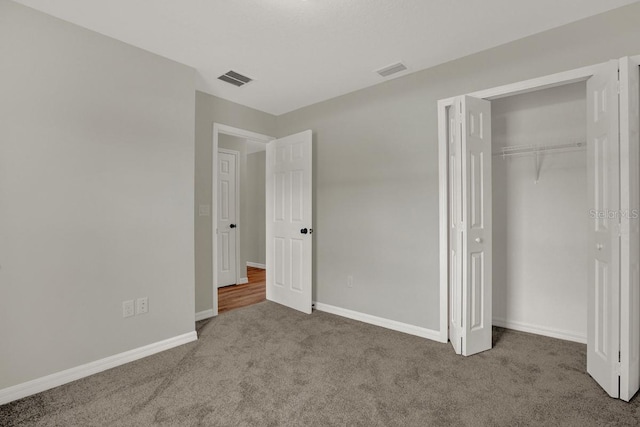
[586,60,622,398]
[266,130,313,314]
[620,56,640,402]
[448,96,492,356]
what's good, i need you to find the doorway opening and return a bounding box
[491,81,588,344]
[491,82,589,344]
[212,124,273,315]
[212,125,314,316]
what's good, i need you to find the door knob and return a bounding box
[300,228,308,234]
[230,224,236,229]
[475,237,482,243]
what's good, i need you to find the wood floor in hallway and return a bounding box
[218,267,266,314]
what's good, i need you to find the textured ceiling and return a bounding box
[12,0,640,115]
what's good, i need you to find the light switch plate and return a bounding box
[199,204,210,216]
[123,300,134,318]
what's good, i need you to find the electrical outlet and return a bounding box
[347,275,354,288]
[136,297,148,315]
[123,300,134,318]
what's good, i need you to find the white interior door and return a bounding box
[586,60,621,398]
[217,149,238,288]
[620,56,640,402]
[266,130,313,314]
[449,96,492,356]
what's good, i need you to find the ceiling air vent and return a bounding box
[218,70,253,87]
[375,62,407,78]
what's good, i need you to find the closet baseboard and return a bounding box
[493,317,586,344]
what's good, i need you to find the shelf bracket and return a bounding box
[534,150,541,183]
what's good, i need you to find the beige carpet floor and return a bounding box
[1,301,640,426]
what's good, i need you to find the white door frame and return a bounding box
[437,61,607,342]
[212,123,274,315]
[217,148,240,288]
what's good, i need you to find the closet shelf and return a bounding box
[492,142,586,183]
[492,142,585,158]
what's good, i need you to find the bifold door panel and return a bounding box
[586,61,621,399]
[448,96,492,357]
[619,56,640,402]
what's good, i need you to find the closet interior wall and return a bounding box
[491,81,588,342]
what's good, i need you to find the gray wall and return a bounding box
[246,151,266,265]
[195,92,276,313]
[492,82,588,340]
[0,0,195,389]
[276,2,640,330]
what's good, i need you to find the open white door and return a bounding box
[586,60,621,398]
[266,130,313,314]
[217,149,239,288]
[620,56,640,402]
[449,96,492,356]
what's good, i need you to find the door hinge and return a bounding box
[615,351,622,375]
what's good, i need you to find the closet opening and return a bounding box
[439,57,640,401]
[491,81,588,344]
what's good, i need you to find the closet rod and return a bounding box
[493,142,585,158]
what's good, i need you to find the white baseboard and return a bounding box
[493,317,586,344]
[237,277,249,285]
[246,262,266,269]
[195,309,215,321]
[0,331,198,406]
[314,302,446,343]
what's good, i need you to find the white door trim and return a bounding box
[438,61,608,342]
[212,123,274,316]
[218,148,241,288]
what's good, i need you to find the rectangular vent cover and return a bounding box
[218,70,253,87]
[376,62,407,77]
